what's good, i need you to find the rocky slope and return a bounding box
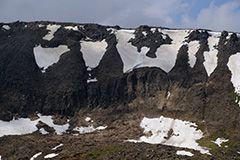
[0,21,240,159]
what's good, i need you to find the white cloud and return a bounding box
[182,0,240,32]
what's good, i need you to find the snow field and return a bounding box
[127,116,210,155]
[0,114,69,137]
[80,40,108,68]
[43,24,61,41]
[211,138,228,147]
[227,53,240,106]
[73,125,107,134]
[52,144,63,150]
[203,36,219,76]
[33,45,70,72]
[176,150,194,156]
[115,29,200,73]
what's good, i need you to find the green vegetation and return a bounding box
[84,145,125,160]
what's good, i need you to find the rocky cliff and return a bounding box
[0,21,240,159]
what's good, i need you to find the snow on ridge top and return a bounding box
[33,45,70,72]
[127,116,210,155]
[2,25,10,30]
[43,24,61,41]
[65,26,78,31]
[80,39,107,68]
[228,52,240,107]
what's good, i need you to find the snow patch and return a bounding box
[203,36,219,76]
[44,153,59,159]
[0,114,69,137]
[176,150,194,157]
[64,26,78,31]
[38,24,44,28]
[2,25,10,30]
[80,40,107,68]
[43,24,61,41]
[87,78,98,83]
[0,155,1,160]
[142,31,147,36]
[188,41,200,68]
[208,31,221,38]
[85,117,91,122]
[116,29,188,73]
[30,152,42,160]
[39,128,49,135]
[238,151,240,155]
[73,125,107,135]
[52,144,63,150]
[228,53,240,106]
[211,138,229,147]
[33,45,69,72]
[127,116,210,155]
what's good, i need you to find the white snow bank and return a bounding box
[52,144,63,150]
[208,31,221,38]
[43,24,61,41]
[0,114,69,137]
[44,153,59,159]
[116,29,189,73]
[73,125,107,135]
[238,151,240,155]
[127,116,210,154]
[203,36,219,76]
[211,138,229,147]
[80,40,107,68]
[2,25,10,30]
[30,152,42,160]
[0,155,2,160]
[188,41,200,68]
[228,53,240,106]
[176,150,194,157]
[33,45,69,72]
[64,26,78,31]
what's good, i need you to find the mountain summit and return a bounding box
[0,21,240,159]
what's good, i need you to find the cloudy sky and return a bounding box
[0,0,240,32]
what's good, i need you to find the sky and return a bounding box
[0,0,240,32]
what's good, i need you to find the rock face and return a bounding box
[1,21,240,159]
[0,21,240,133]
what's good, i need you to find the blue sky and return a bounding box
[0,0,240,32]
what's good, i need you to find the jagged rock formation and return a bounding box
[0,21,240,159]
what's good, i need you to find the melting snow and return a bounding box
[127,116,210,154]
[43,24,61,41]
[73,125,107,135]
[44,153,59,159]
[116,29,189,73]
[211,138,229,147]
[0,114,69,137]
[2,25,10,30]
[64,26,78,31]
[33,45,70,72]
[80,40,107,68]
[52,144,63,150]
[188,41,200,68]
[228,52,240,106]
[203,36,219,76]
[30,152,42,160]
[176,150,194,157]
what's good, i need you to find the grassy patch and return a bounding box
[84,145,125,160]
